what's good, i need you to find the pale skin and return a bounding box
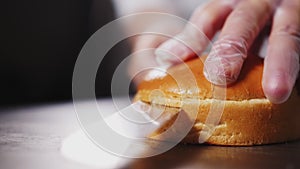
[128,0,300,104]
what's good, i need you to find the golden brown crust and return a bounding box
[134,55,300,145]
[137,55,266,103]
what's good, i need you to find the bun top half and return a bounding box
[137,55,266,101]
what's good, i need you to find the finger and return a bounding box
[204,0,276,85]
[132,34,168,52]
[128,34,169,84]
[262,0,300,104]
[155,0,237,67]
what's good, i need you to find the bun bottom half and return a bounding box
[135,90,300,146]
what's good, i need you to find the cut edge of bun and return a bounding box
[134,84,300,146]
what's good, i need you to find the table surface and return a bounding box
[1,99,300,169]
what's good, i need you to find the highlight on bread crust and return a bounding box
[134,55,300,146]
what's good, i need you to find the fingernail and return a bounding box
[204,46,245,86]
[155,39,191,67]
[263,71,293,104]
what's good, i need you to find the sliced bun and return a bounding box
[134,55,300,145]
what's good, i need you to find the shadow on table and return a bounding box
[123,141,300,169]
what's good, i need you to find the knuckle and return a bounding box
[191,5,213,25]
[214,36,248,58]
[273,24,300,42]
[259,0,275,12]
[228,12,260,40]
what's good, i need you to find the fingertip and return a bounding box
[262,72,293,104]
[154,49,174,68]
[203,38,246,86]
[203,58,242,86]
[155,39,192,66]
[263,84,291,104]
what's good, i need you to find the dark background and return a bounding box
[1,0,130,106]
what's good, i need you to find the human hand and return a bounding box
[128,34,169,84]
[127,16,185,84]
[155,0,300,104]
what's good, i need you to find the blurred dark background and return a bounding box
[1,0,130,106]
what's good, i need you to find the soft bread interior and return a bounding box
[134,56,300,145]
[135,90,300,145]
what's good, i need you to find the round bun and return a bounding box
[134,55,300,146]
